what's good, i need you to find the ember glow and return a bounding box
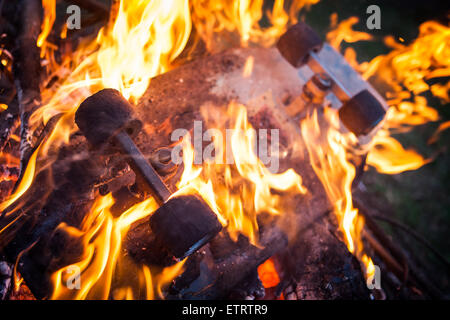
[257,258,280,288]
[0,0,448,300]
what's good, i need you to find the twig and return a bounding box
[371,214,450,272]
[355,198,444,298]
[363,230,406,279]
[355,199,410,282]
[10,114,62,195]
[107,0,120,30]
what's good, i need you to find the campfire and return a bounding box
[0,0,449,301]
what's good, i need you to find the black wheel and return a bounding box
[338,89,386,136]
[276,21,323,68]
[75,88,134,147]
[149,194,222,259]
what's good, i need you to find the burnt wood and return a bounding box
[0,133,105,299]
[0,100,18,152]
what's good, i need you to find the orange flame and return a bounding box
[191,0,318,51]
[310,17,449,281]
[346,20,449,174]
[49,193,186,299]
[175,103,307,244]
[37,0,56,57]
[243,55,254,77]
[96,0,192,102]
[300,107,374,278]
[327,14,373,51]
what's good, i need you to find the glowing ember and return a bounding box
[257,258,280,288]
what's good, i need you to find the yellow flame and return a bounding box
[33,0,193,134]
[0,148,39,213]
[313,17,449,281]
[365,98,437,174]
[365,22,449,173]
[156,259,187,299]
[49,194,186,299]
[243,55,254,77]
[176,103,306,244]
[37,0,56,57]
[362,254,376,280]
[330,17,449,175]
[367,131,431,174]
[300,108,373,278]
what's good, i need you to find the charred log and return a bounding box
[0,100,18,152]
